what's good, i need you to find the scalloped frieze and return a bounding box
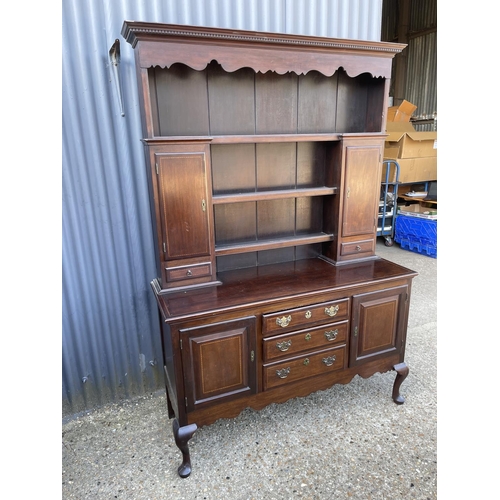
[153,59,386,79]
[140,40,392,78]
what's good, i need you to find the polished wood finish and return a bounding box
[263,344,347,390]
[263,321,348,361]
[172,419,197,478]
[152,257,416,475]
[147,142,219,289]
[262,298,349,336]
[180,317,257,411]
[334,136,385,263]
[350,285,408,366]
[123,21,413,478]
[392,362,410,404]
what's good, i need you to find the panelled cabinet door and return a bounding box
[180,317,257,411]
[342,145,381,237]
[156,147,212,260]
[349,285,408,366]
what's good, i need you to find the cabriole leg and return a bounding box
[172,419,197,478]
[392,362,409,404]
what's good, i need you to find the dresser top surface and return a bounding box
[153,257,417,322]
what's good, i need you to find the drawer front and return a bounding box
[340,239,375,256]
[166,262,212,282]
[263,321,348,361]
[262,298,349,336]
[263,345,346,390]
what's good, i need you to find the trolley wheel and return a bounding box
[384,237,394,247]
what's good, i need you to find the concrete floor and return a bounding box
[62,239,437,499]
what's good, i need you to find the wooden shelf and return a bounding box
[213,187,337,204]
[215,233,334,256]
[212,134,343,144]
[143,133,392,145]
[143,133,346,145]
[398,194,437,206]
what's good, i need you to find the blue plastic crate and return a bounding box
[395,215,437,258]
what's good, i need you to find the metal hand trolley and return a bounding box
[377,159,400,247]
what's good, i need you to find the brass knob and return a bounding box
[186,269,193,276]
[305,310,312,319]
[303,358,310,366]
[355,245,361,251]
[305,333,312,341]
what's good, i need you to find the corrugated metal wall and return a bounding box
[406,0,437,131]
[62,0,384,418]
[381,0,436,131]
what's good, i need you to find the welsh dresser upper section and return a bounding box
[121,21,406,139]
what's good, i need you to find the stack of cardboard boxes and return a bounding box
[383,100,438,257]
[382,100,437,184]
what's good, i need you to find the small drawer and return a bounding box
[340,239,375,256]
[263,321,348,361]
[166,262,212,282]
[263,345,346,390]
[262,298,349,335]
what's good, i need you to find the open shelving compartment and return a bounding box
[143,57,390,280]
[211,138,340,271]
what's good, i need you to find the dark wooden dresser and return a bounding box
[122,21,416,477]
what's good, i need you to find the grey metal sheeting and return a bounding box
[62,0,385,417]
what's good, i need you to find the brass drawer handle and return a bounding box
[324,329,338,341]
[276,340,292,352]
[186,269,193,277]
[355,245,361,251]
[324,305,339,317]
[276,367,291,379]
[276,315,292,328]
[322,355,336,367]
[303,358,310,366]
[305,310,312,319]
[305,333,312,341]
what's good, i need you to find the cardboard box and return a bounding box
[382,156,437,184]
[387,100,417,122]
[383,146,400,159]
[385,122,437,158]
[397,204,437,219]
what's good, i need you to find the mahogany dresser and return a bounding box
[122,21,416,477]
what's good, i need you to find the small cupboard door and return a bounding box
[350,285,408,366]
[342,145,381,237]
[156,146,213,260]
[180,317,257,411]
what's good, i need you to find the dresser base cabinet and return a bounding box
[153,257,416,477]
